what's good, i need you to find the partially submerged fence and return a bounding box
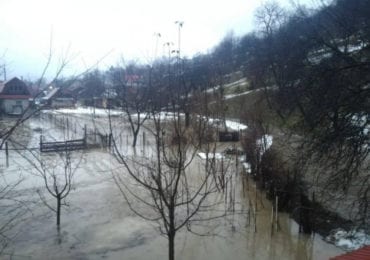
[40,138,86,152]
[40,125,110,153]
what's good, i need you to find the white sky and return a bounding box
[0,0,314,80]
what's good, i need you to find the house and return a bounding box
[41,87,76,108]
[76,83,105,107]
[0,77,32,115]
[101,87,117,108]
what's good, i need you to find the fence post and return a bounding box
[66,117,69,139]
[84,125,87,148]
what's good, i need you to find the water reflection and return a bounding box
[176,167,341,260]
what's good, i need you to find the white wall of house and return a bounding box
[1,99,29,115]
[51,98,75,108]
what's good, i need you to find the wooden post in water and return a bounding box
[40,135,43,152]
[249,197,253,227]
[67,117,69,139]
[298,192,302,233]
[311,191,315,232]
[275,196,278,232]
[108,133,112,151]
[255,184,258,212]
[254,205,257,233]
[271,205,274,236]
[5,141,9,167]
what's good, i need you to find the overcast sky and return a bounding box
[0,0,315,80]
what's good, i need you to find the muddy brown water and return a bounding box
[0,115,343,259]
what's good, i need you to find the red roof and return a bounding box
[331,246,370,260]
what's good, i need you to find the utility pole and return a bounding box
[174,21,190,127]
[153,32,161,60]
[1,64,6,81]
[174,21,184,61]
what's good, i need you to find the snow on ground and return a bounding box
[257,135,273,155]
[207,118,247,131]
[326,228,370,251]
[43,107,124,116]
[205,78,248,94]
[224,89,258,100]
[131,113,247,132]
[47,107,249,132]
[225,120,247,131]
[197,152,225,160]
[131,112,181,121]
[352,114,369,136]
[243,162,251,174]
[240,135,272,175]
[224,86,276,101]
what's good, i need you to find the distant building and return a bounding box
[0,77,32,115]
[41,87,76,108]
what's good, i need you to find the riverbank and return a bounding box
[251,151,370,252]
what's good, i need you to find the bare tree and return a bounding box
[109,63,151,147]
[23,149,83,231]
[250,0,370,227]
[107,52,238,259]
[240,101,273,220]
[111,109,233,259]
[0,35,80,254]
[0,33,111,256]
[0,172,29,254]
[255,1,287,37]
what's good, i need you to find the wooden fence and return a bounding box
[40,137,86,153]
[40,126,110,152]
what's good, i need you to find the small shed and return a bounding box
[219,131,239,142]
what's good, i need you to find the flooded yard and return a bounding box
[0,111,343,259]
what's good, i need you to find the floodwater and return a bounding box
[0,113,343,259]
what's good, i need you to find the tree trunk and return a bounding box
[185,112,190,128]
[132,130,139,147]
[57,195,61,229]
[168,205,176,260]
[168,231,175,260]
